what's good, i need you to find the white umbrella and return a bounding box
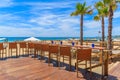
[24,37,40,41]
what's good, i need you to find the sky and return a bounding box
[0,0,120,37]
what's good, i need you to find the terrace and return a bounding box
[0,42,120,80]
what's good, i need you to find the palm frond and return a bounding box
[70,11,79,16]
[71,2,92,16]
[116,0,120,3]
[84,6,91,11]
[112,3,117,10]
[76,3,82,11]
[82,2,86,10]
[95,1,104,8]
[98,8,102,14]
[103,7,109,16]
[103,0,111,5]
[83,6,91,13]
[86,9,93,14]
[94,15,100,21]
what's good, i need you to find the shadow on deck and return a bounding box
[0,55,119,80]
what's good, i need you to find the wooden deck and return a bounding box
[0,56,119,80]
[108,62,120,80]
[0,56,103,80]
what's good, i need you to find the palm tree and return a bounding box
[103,0,120,53]
[71,2,92,45]
[94,1,109,46]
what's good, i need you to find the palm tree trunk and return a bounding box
[80,15,83,45]
[102,16,105,46]
[108,5,113,54]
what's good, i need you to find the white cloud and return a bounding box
[30,14,57,26]
[28,13,80,37]
[0,12,80,37]
[0,0,119,37]
[84,29,101,37]
[29,12,79,27]
[23,1,76,10]
[113,11,120,18]
[0,13,21,22]
[0,0,14,7]
[84,20,101,29]
[0,25,79,37]
[113,26,120,35]
[0,26,32,36]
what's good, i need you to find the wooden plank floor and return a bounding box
[2,56,120,80]
[0,57,88,80]
[108,62,120,80]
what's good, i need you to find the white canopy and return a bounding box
[24,37,40,41]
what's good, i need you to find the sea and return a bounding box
[0,37,98,42]
[0,37,101,42]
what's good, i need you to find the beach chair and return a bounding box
[59,46,71,71]
[28,42,35,56]
[48,44,59,66]
[19,42,27,56]
[8,42,18,58]
[41,43,49,60]
[0,43,7,59]
[76,48,92,77]
[34,43,41,58]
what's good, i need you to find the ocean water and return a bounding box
[0,37,101,42]
[0,36,120,42]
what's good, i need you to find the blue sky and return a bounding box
[0,0,120,37]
